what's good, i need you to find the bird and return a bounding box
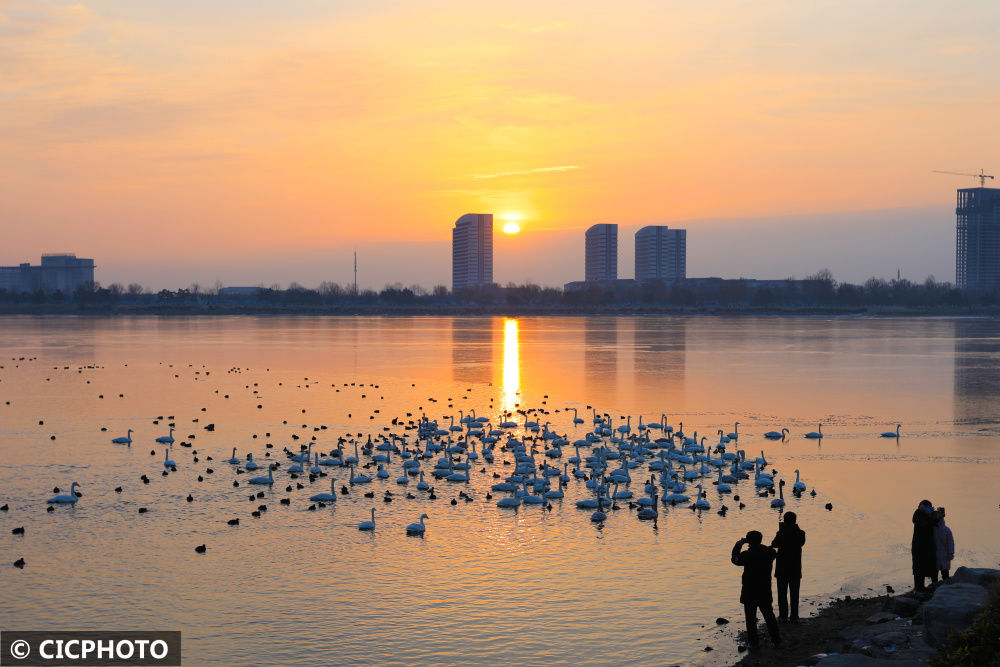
[195,544,206,553]
[11,526,24,535]
[309,478,337,502]
[227,518,239,526]
[112,429,133,444]
[804,424,823,439]
[163,448,176,468]
[47,482,80,504]
[358,508,376,531]
[763,428,789,440]
[155,428,175,444]
[770,481,786,508]
[825,502,833,511]
[881,424,901,438]
[792,469,806,493]
[14,557,25,568]
[248,465,275,485]
[406,513,429,534]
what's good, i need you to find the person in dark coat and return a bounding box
[771,511,806,622]
[911,499,938,591]
[732,530,781,649]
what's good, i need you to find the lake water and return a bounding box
[1,315,998,666]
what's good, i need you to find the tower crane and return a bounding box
[933,169,995,187]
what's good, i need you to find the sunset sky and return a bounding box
[2,1,998,289]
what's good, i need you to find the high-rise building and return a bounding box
[634,226,686,283]
[0,253,95,293]
[585,223,618,282]
[452,213,493,291]
[956,187,1000,291]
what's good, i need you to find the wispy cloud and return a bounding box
[472,165,580,179]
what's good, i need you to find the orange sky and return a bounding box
[1,1,998,288]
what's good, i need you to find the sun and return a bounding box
[502,222,521,234]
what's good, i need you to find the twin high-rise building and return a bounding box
[635,226,686,283]
[452,213,493,291]
[585,224,619,281]
[581,224,686,283]
[956,186,1000,292]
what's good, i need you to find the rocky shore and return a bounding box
[730,566,999,666]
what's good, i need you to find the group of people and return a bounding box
[730,512,806,649]
[911,499,955,590]
[730,501,957,651]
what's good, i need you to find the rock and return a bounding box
[950,566,1000,587]
[865,612,896,625]
[818,656,924,666]
[872,630,907,648]
[887,594,922,617]
[922,583,989,647]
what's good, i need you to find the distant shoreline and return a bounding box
[1,304,998,318]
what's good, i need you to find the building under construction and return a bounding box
[956,187,1000,292]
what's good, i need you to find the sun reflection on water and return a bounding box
[502,318,520,413]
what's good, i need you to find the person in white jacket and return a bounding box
[933,507,955,581]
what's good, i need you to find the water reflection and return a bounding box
[584,317,619,398]
[632,318,687,386]
[451,317,496,385]
[502,319,520,412]
[953,319,1000,425]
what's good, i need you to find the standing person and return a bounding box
[732,531,781,649]
[933,507,955,581]
[911,499,938,591]
[771,512,806,622]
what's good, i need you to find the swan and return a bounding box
[227,447,239,464]
[570,408,584,424]
[287,459,303,474]
[771,481,786,508]
[245,453,259,470]
[155,428,174,444]
[497,496,521,508]
[358,508,376,531]
[881,424,901,438]
[416,471,429,491]
[804,423,823,439]
[637,488,658,519]
[111,429,133,444]
[163,448,176,468]
[764,428,789,440]
[406,513,428,534]
[693,484,710,510]
[792,469,806,493]
[310,454,322,474]
[349,465,371,485]
[715,467,732,493]
[249,465,275,485]
[47,482,80,504]
[310,478,337,502]
[727,422,740,440]
[290,444,313,463]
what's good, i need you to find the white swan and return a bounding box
[245,454,259,470]
[290,444,313,463]
[227,447,239,464]
[727,422,740,440]
[163,447,176,468]
[47,482,80,504]
[111,429,133,444]
[763,428,789,440]
[881,424,901,438]
[249,465,274,485]
[406,513,428,534]
[804,423,823,439]
[155,428,174,444]
[358,508,375,531]
[497,496,521,508]
[570,408,584,424]
[792,469,806,493]
[771,481,786,508]
[310,478,337,502]
[693,484,710,509]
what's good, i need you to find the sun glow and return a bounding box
[502,222,521,234]
[502,318,520,412]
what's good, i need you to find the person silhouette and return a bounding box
[771,511,806,622]
[911,499,938,591]
[732,530,781,649]
[933,507,954,581]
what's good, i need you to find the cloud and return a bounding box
[472,165,580,179]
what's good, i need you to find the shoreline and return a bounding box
[0,304,998,317]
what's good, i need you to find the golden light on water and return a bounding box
[502,318,520,412]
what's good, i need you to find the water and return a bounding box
[0,315,998,666]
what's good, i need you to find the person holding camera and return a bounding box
[731,530,781,649]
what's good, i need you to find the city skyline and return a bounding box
[2,2,998,290]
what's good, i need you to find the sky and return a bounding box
[1,0,998,290]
